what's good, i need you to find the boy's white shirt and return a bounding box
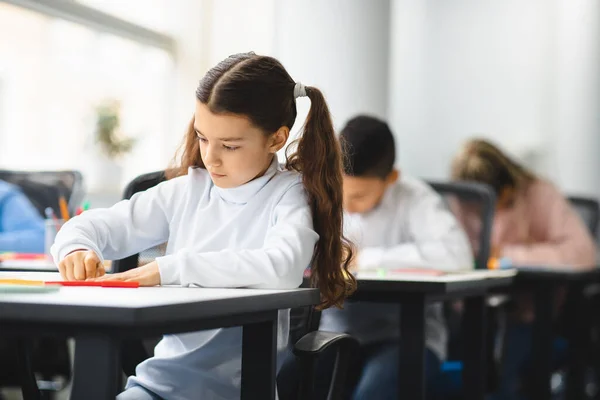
[350,175,473,271]
[51,158,318,400]
[320,175,474,360]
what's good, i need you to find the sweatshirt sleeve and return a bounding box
[50,177,184,263]
[502,181,597,267]
[156,182,319,288]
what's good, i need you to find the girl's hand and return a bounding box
[93,261,160,287]
[58,250,105,281]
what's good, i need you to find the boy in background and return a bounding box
[319,115,474,399]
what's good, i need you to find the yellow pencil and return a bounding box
[0,279,45,286]
[58,196,70,221]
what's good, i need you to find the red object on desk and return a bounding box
[46,281,139,288]
[0,253,47,261]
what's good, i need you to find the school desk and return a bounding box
[510,265,600,400]
[0,271,319,400]
[349,269,515,400]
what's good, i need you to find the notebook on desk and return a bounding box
[0,259,57,270]
[0,284,61,293]
[355,267,516,281]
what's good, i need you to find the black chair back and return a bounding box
[0,170,84,217]
[111,171,167,274]
[568,196,599,240]
[428,181,496,270]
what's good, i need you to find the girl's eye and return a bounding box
[223,145,239,151]
[197,136,208,143]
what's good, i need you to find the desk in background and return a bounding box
[351,269,515,400]
[512,265,600,400]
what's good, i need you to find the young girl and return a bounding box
[451,138,597,400]
[451,138,596,267]
[51,52,355,400]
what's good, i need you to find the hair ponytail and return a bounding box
[287,87,356,309]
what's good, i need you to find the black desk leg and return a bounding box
[531,283,554,400]
[400,294,427,400]
[566,283,587,399]
[463,295,487,400]
[241,313,278,400]
[16,338,41,400]
[71,334,121,400]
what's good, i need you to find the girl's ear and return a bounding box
[268,126,290,153]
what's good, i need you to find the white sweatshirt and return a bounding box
[51,158,319,400]
[319,176,473,360]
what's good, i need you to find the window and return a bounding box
[0,2,175,189]
[76,0,173,34]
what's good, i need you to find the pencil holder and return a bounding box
[44,218,65,258]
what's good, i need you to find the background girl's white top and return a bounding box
[51,157,319,400]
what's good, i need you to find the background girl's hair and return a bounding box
[168,52,356,308]
[451,138,536,194]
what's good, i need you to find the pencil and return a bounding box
[58,196,70,221]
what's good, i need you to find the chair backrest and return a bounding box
[567,196,599,239]
[428,181,496,270]
[111,170,167,274]
[0,170,84,217]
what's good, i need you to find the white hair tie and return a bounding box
[293,82,307,99]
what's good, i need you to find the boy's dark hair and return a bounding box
[340,115,396,179]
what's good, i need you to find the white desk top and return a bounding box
[0,272,319,336]
[0,271,315,308]
[356,268,516,282]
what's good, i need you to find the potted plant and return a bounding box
[85,99,136,192]
[95,100,136,158]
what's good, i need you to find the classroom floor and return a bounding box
[2,388,69,400]
[1,383,70,400]
[1,340,74,400]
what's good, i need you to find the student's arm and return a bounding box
[358,190,474,271]
[502,181,597,267]
[156,183,319,288]
[0,191,45,253]
[51,179,176,264]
